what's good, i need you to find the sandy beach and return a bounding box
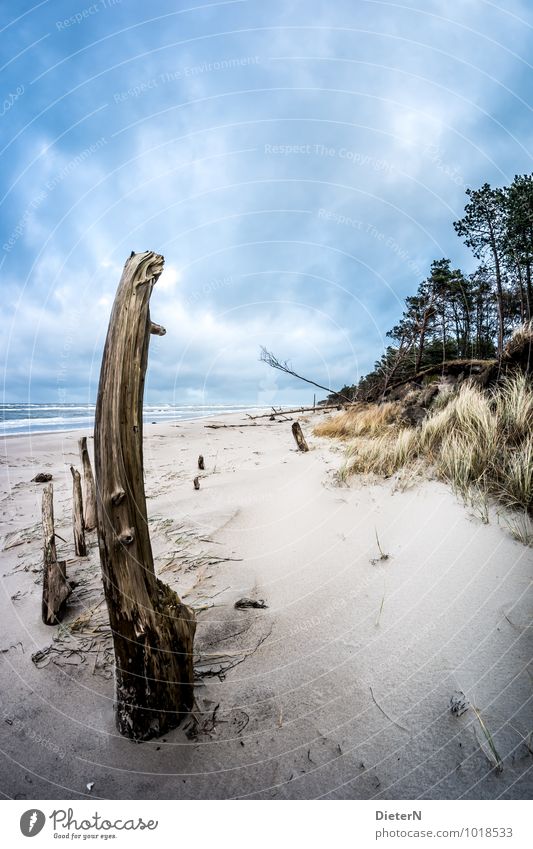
[0,410,531,800]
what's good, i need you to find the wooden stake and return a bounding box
[193,476,200,490]
[78,436,97,531]
[41,484,71,625]
[292,421,309,452]
[94,251,196,741]
[70,465,87,556]
[198,455,204,470]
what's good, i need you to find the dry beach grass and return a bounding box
[316,374,533,524]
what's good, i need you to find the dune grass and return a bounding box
[316,373,533,520]
[313,401,402,440]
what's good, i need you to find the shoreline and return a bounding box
[0,405,280,441]
[0,409,531,800]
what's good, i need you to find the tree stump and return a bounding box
[78,436,97,531]
[292,421,309,452]
[94,251,196,741]
[41,484,71,625]
[70,465,87,556]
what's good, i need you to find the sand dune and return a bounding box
[0,412,531,799]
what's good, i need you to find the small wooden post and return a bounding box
[70,465,87,556]
[198,455,204,470]
[94,251,196,741]
[292,421,309,452]
[41,484,71,625]
[193,476,200,490]
[78,436,97,531]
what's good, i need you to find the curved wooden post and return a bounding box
[94,251,196,741]
[70,465,87,556]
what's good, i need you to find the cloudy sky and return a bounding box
[1,0,532,405]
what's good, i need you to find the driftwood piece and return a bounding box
[70,465,87,556]
[292,421,309,452]
[41,484,71,625]
[205,422,260,429]
[94,251,196,741]
[193,476,200,490]
[32,473,52,483]
[198,455,204,470]
[78,436,97,531]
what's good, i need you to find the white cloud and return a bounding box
[1,0,532,401]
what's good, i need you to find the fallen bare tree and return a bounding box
[259,347,353,404]
[375,358,498,401]
[248,404,347,419]
[94,251,196,741]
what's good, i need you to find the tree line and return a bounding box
[335,175,533,402]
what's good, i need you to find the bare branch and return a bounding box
[259,347,353,403]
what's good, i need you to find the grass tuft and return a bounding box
[314,402,402,440]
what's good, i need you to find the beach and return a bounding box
[0,410,531,800]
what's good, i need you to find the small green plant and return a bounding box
[504,511,533,546]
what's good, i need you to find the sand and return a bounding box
[0,411,531,800]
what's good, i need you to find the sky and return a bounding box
[1,0,533,406]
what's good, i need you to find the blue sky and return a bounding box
[1,0,533,405]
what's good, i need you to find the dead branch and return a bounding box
[259,346,353,404]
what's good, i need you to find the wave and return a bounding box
[0,404,271,436]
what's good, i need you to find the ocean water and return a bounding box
[0,403,265,436]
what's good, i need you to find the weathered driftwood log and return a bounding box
[70,465,87,556]
[94,251,196,741]
[41,484,71,625]
[292,421,309,452]
[205,422,260,429]
[198,455,204,470]
[193,476,200,490]
[78,436,97,531]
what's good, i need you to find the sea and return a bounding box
[0,403,268,437]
